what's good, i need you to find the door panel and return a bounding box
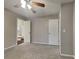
[48,19,58,45]
[24,21,31,43]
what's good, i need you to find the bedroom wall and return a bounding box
[4,9,27,49]
[31,15,59,44]
[61,2,74,55]
[4,9,17,48]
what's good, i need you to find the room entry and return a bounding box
[17,18,31,45]
[48,19,58,45]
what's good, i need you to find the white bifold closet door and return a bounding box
[24,20,31,43]
[48,19,58,45]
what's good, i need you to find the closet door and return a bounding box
[48,19,58,45]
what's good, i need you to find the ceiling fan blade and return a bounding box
[32,2,45,7]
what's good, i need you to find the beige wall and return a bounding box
[4,9,30,49]
[4,10,17,48]
[31,15,58,44]
[31,18,48,44]
[61,3,74,55]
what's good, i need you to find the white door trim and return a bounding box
[59,8,62,55]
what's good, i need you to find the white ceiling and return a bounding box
[4,0,74,18]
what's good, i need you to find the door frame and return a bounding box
[16,18,32,45]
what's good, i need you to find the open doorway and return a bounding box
[17,18,31,45]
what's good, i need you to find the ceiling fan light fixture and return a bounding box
[21,4,26,8]
[21,0,26,8]
[27,4,32,9]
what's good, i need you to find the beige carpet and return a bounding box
[4,43,73,59]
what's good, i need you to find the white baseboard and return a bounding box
[4,45,16,51]
[32,42,50,45]
[32,42,59,46]
[60,53,74,58]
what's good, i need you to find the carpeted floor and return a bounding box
[4,43,74,59]
[5,43,60,59]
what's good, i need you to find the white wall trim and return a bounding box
[60,53,75,58]
[59,6,62,54]
[4,45,16,51]
[32,42,59,46]
[73,2,75,55]
[32,42,49,45]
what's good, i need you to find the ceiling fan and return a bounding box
[27,0,45,7]
[14,0,45,13]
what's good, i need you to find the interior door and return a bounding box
[48,19,58,45]
[24,20,31,43]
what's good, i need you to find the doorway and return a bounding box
[17,18,31,45]
[48,19,59,45]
